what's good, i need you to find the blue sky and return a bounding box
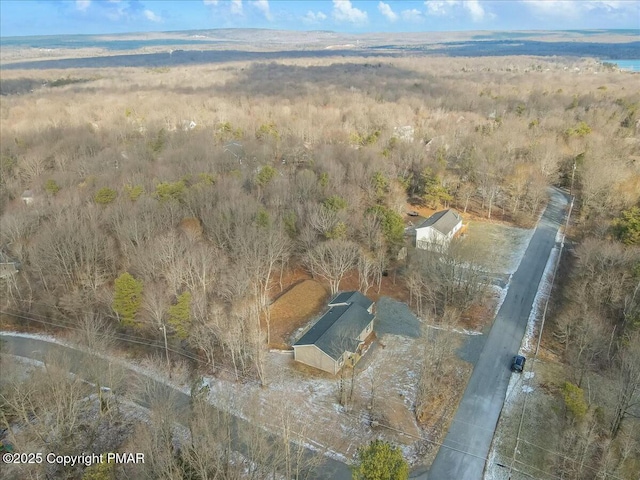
[1,1,639,37]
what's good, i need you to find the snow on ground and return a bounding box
[522,236,560,354]
[0,352,191,455]
[0,330,61,343]
[492,281,510,316]
[199,332,425,465]
[424,323,483,336]
[0,330,193,394]
[484,214,566,480]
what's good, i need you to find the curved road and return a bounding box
[0,334,351,480]
[427,188,568,480]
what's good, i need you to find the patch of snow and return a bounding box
[484,440,504,480]
[1,331,192,394]
[522,241,559,354]
[485,193,568,480]
[1,325,425,469]
[0,330,61,343]
[555,229,563,243]
[2,352,45,368]
[424,323,483,336]
[492,281,510,316]
[486,368,522,480]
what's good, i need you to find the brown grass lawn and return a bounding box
[267,279,329,349]
[460,300,498,331]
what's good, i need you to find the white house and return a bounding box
[415,209,463,250]
[21,190,34,205]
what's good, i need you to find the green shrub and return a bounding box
[613,206,640,245]
[256,165,277,187]
[352,439,409,480]
[562,382,588,420]
[94,187,117,205]
[124,184,144,201]
[44,179,61,195]
[155,181,185,201]
[323,195,348,212]
[367,205,404,247]
[113,272,143,327]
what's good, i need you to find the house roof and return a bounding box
[415,209,462,235]
[294,298,374,361]
[328,291,373,310]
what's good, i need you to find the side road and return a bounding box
[427,188,569,480]
[0,333,352,480]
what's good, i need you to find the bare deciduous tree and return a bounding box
[303,239,360,294]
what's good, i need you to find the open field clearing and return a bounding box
[462,221,534,275]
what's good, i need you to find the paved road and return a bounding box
[427,188,569,480]
[0,334,351,480]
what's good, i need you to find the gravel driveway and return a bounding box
[375,297,422,338]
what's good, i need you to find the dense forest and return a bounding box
[1,53,639,479]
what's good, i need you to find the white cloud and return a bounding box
[144,9,162,22]
[521,0,580,17]
[332,0,368,24]
[425,0,456,16]
[203,0,219,5]
[401,8,424,22]
[465,0,485,21]
[304,10,328,23]
[521,0,636,18]
[231,0,243,15]
[76,0,91,11]
[251,0,272,20]
[425,0,487,22]
[378,2,398,22]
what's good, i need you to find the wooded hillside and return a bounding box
[1,54,639,478]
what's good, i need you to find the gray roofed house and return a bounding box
[327,291,374,310]
[415,209,463,250]
[293,291,375,374]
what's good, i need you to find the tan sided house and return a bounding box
[293,291,375,374]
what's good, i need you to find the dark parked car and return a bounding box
[511,355,526,373]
